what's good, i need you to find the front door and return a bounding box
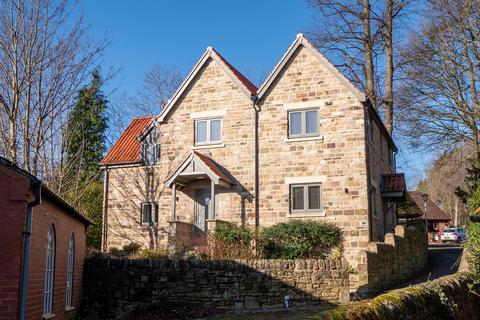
[195,188,210,233]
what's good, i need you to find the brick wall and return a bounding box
[0,170,33,320]
[356,221,428,294]
[25,197,88,319]
[80,256,350,319]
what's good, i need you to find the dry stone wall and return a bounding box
[356,222,428,294]
[80,256,349,319]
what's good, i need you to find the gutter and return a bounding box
[19,179,41,320]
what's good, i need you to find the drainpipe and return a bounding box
[364,103,373,242]
[102,167,110,252]
[19,180,41,320]
[251,95,260,228]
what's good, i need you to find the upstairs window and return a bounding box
[141,202,158,225]
[65,234,75,310]
[43,225,56,317]
[290,183,322,213]
[288,108,319,138]
[195,118,222,145]
[142,126,160,165]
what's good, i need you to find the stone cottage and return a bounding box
[100,34,406,276]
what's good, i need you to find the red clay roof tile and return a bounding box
[193,151,232,184]
[382,173,406,194]
[101,117,153,165]
[211,48,257,95]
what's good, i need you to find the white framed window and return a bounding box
[288,108,319,138]
[195,118,222,145]
[65,233,75,310]
[43,225,56,317]
[141,202,158,225]
[290,183,322,213]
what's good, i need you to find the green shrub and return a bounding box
[467,187,480,215]
[258,220,341,259]
[213,223,253,247]
[467,223,480,289]
[140,249,168,259]
[122,242,142,254]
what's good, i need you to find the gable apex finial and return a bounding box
[296,33,304,39]
[206,46,213,51]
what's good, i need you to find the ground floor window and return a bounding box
[43,225,56,317]
[141,202,158,225]
[290,183,322,213]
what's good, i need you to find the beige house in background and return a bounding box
[100,34,406,284]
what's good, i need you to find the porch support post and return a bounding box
[210,180,215,219]
[172,183,177,221]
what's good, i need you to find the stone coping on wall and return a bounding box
[312,272,478,320]
[80,255,350,319]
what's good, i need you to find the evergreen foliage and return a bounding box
[258,220,341,259]
[64,70,108,249]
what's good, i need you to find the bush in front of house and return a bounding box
[122,242,142,254]
[210,223,255,259]
[258,220,341,259]
[213,223,253,247]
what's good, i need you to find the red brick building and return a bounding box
[409,191,451,242]
[0,157,90,320]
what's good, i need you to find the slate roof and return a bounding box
[101,117,153,166]
[409,191,452,221]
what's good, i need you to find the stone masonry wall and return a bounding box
[257,45,371,273]
[80,257,349,319]
[318,249,478,320]
[356,221,428,294]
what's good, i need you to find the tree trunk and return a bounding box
[363,0,376,107]
[384,0,394,135]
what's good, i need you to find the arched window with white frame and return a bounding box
[65,233,75,310]
[43,224,56,317]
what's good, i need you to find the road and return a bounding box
[396,244,463,288]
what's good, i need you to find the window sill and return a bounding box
[65,306,75,312]
[285,136,324,143]
[43,314,55,319]
[192,143,225,150]
[288,211,326,218]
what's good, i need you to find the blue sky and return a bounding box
[80,0,428,188]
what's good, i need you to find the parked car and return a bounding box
[441,227,467,243]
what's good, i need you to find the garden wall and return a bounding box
[316,253,480,320]
[80,256,349,319]
[355,221,428,294]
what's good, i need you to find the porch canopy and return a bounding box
[381,173,406,201]
[165,151,232,220]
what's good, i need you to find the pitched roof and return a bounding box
[155,47,257,125]
[211,48,257,95]
[256,33,365,101]
[409,191,452,221]
[192,151,232,184]
[101,117,153,166]
[0,156,91,225]
[165,151,233,187]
